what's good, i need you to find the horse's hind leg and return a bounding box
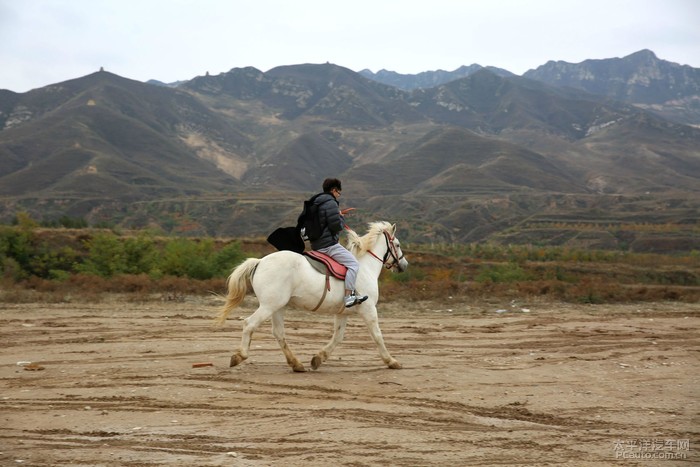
[230,305,276,367]
[311,314,348,370]
[271,311,305,372]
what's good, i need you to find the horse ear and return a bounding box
[391,223,397,235]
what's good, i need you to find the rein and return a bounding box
[368,231,404,269]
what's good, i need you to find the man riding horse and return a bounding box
[307,178,368,308]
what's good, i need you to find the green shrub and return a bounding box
[77,232,129,277]
[122,234,159,275]
[0,227,34,278]
[476,262,530,283]
[213,241,245,277]
[159,238,213,279]
[157,238,243,279]
[28,245,80,278]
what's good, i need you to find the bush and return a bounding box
[159,238,217,279]
[0,227,33,278]
[76,232,119,276]
[213,241,246,277]
[476,262,530,283]
[140,237,242,280]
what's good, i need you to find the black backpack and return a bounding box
[297,194,324,241]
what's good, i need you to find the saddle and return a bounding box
[303,251,347,311]
[303,251,347,280]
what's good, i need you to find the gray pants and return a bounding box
[317,243,360,293]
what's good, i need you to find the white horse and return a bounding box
[216,221,409,372]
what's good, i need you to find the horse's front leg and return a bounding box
[311,314,348,370]
[271,311,305,372]
[359,305,401,369]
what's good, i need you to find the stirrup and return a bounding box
[344,291,368,308]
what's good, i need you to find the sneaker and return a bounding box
[344,291,369,308]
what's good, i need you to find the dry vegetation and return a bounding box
[1,220,698,305]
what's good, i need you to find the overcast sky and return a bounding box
[1,0,699,93]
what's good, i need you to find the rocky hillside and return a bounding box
[0,52,698,251]
[523,49,700,126]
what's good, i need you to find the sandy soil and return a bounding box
[1,295,698,466]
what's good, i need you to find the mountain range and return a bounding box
[0,50,698,251]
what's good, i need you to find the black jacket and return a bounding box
[310,192,344,250]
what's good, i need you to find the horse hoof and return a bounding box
[292,364,307,373]
[230,354,245,367]
[311,355,323,370]
[388,360,402,369]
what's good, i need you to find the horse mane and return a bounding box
[347,221,392,257]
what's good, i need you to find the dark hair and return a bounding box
[322,178,342,193]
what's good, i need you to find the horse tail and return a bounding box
[215,258,260,325]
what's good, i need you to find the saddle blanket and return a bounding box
[303,251,347,280]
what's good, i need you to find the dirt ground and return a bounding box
[1,295,698,466]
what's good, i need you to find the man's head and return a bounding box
[322,178,342,194]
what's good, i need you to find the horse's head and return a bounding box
[382,223,408,273]
[349,221,408,273]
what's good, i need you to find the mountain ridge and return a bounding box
[523,49,700,126]
[0,51,698,250]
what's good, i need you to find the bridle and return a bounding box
[368,231,405,269]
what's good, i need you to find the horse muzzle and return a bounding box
[396,258,409,273]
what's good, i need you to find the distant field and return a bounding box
[1,222,698,304]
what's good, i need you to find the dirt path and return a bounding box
[1,297,698,466]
